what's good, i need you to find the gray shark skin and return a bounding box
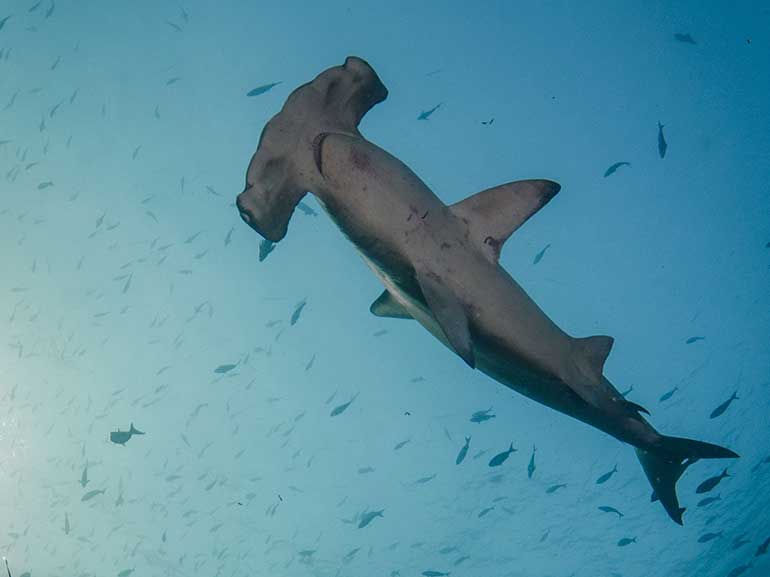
[236,56,738,524]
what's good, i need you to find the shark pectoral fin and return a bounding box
[370,290,412,319]
[449,179,560,262]
[416,269,475,368]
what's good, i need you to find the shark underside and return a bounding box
[235,56,738,524]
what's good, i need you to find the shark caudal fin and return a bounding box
[636,436,738,524]
[129,423,145,436]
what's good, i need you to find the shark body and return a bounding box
[236,56,737,524]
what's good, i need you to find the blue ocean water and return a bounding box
[1,1,769,576]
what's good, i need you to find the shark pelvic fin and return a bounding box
[449,179,560,262]
[415,269,475,368]
[564,335,615,408]
[370,290,412,319]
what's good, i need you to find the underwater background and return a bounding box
[1,1,769,576]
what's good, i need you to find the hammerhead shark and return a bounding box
[236,56,737,524]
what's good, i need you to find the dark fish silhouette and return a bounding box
[214,363,237,374]
[617,537,637,547]
[726,564,752,577]
[0,15,11,32]
[598,505,623,518]
[247,82,282,97]
[697,494,721,507]
[488,443,516,467]
[710,391,738,419]
[755,536,770,557]
[698,531,723,543]
[81,488,106,502]
[657,122,667,158]
[685,336,705,344]
[110,423,144,445]
[290,299,307,325]
[297,201,318,216]
[527,446,536,479]
[258,239,275,261]
[469,408,495,423]
[330,392,359,416]
[358,509,383,528]
[421,571,449,577]
[546,483,566,494]
[533,243,551,265]
[596,464,618,484]
[659,386,678,402]
[455,436,471,465]
[674,33,696,44]
[696,468,729,494]
[732,533,750,550]
[603,162,630,177]
[481,118,494,125]
[477,506,494,518]
[417,103,442,120]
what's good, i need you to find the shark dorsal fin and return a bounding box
[449,179,560,262]
[370,290,412,319]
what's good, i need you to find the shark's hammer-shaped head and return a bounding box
[236,56,388,242]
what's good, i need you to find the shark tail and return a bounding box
[636,435,738,525]
[129,423,145,436]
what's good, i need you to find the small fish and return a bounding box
[64,512,70,534]
[470,408,495,423]
[358,466,375,474]
[657,122,667,158]
[710,391,738,419]
[481,118,494,125]
[698,531,723,543]
[685,336,705,344]
[527,445,536,479]
[674,33,696,44]
[165,19,182,32]
[0,15,11,32]
[603,162,630,177]
[755,536,770,557]
[330,392,359,416]
[214,363,238,374]
[659,386,678,402]
[79,464,89,488]
[596,464,618,484]
[545,483,566,494]
[117,569,135,577]
[258,239,275,261]
[620,385,633,397]
[297,201,318,216]
[373,329,389,337]
[166,76,182,86]
[488,443,516,467]
[358,509,384,528]
[37,181,54,190]
[477,506,494,518]
[421,571,449,577]
[81,488,106,502]
[224,226,234,246]
[290,299,307,325]
[304,354,316,371]
[696,468,729,494]
[598,505,623,518]
[732,533,750,550]
[417,103,442,120]
[394,439,411,450]
[697,494,721,507]
[110,423,144,445]
[533,243,551,265]
[247,82,282,97]
[455,436,471,465]
[184,230,203,244]
[617,537,637,547]
[414,474,436,484]
[726,565,752,577]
